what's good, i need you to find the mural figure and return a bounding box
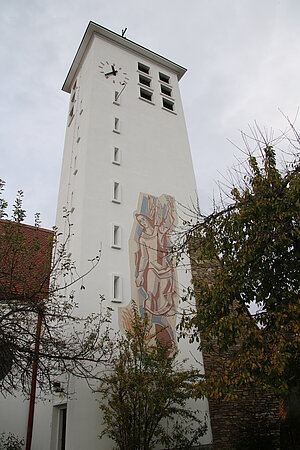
[121,193,179,348]
[135,195,176,316]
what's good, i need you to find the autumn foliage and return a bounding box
[178,126,300,398]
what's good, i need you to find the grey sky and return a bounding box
[1,0,299,228]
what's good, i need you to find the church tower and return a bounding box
[54,21,212,449]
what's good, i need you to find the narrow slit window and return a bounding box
[138,62,150,74]
[114,91,120,103]
[113,147,120,165]
[162,98,174,111]
[112,275,122,302]
[161,85,172,97]
[139,74,151,87]
[114,117,120,132]
[71,81,77,101]
[112,224,121,248]
[68,79,77,124]
[69,106,74,122]
[140,88,152,102]
[73,156,78,175]
[159,72,170,84]
[70,191,75,213]
[112,181,121,203]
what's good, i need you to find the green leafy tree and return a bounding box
[0,180,112,397]
[178,124,300,399]
[0,432,24,450]
[98,302,207,450]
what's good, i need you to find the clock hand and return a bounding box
[105,69,118,77]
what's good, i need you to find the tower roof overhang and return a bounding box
[62,21,187,93]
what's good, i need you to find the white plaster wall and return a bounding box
[0,395,28,443]
[0,394,52,450]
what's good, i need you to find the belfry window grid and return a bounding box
[137,61,154,104]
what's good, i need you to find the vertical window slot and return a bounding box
[114,91,120,103]
[68,79,77,125]
[114,117,120,133]
[112,224,121,248]
[70,191,75,212]
[73,156,78,175]
[112,275,122,302]
[113,147,120,165]
[112,181,121,203]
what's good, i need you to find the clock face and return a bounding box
[98,61,129,86]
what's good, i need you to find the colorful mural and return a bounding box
[121,193,179,348]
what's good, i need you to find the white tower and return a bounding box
[54,22,212,450]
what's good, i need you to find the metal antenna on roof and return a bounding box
[121,28,127,38]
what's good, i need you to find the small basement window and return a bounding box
[139,74,151,87]
[138,62,150,74]
[159,72,170,84]
[140,88,153,102]
[162,98,174,111]
[161,85,172,97]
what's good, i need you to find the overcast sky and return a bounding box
[1,0,299,228]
